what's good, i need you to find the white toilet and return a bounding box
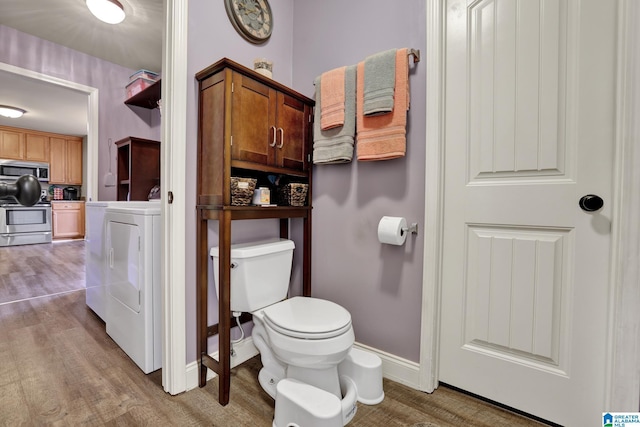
[210,238,384,426]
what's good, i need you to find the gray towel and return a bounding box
[313,65,356,164]
[363,48,396,116]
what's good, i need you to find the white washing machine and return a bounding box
[85,201,159,321]
[104,203,161,373]
[85,201,109,321]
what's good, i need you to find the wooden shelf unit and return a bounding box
[124,79,161,109]
[115,136,160,201]
[195,58,314,406]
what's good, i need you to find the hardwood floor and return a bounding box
[0,240,85,305]
[0,241,546,426]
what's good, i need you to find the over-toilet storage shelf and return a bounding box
[195,58,314,406]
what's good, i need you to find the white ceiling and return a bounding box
[0,0,162,136]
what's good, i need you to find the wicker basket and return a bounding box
[230,177,257,206]
[277,183,309,206]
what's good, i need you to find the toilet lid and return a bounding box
[262,297,352,340]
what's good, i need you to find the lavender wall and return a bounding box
[185,0,297,362]
[0,25,160,201]
[291,1,427,362]
[184,0,426,364]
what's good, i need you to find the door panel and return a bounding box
[275,92,308,171]
[439,0,616,424]
[231,72,276,165]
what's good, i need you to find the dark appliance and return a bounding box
[63,187,79,200]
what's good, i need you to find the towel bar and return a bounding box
[408,48,420,63]
[313,48,420,85]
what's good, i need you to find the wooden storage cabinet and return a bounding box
[0,128,24,160]
[50,136,83,185]
[228,72,311,173]
[195,58,314,406]
[115,137,160,201]
[0,126,55,162]
[52,201,85,239]
[25,133,50,162]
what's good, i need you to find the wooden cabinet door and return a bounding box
[230,72,277,166]
[66,138,83,185]
[275,92,310,171]
[25,134,49,162]
[49,137,82,184]
[52,202,85,239]
[0,129,24,160]
[49,137,67,183]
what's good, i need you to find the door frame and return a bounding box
[0,63,99,202]
[160,0,189,395]
[419,0,640,410]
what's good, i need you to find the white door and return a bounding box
[439,0,616,425]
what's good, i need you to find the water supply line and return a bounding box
[230,311,245,356]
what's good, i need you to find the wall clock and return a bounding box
[225,0,273,44]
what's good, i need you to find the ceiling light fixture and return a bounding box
[0,106,26,119]
[86,0,126,25]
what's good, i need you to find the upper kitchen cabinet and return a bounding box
[50,136,83,185]
[24,133,50,162]
[0,125,51,162]
[197,58,313,177]
[0,127,24,160]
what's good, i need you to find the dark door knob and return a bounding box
[579,194,604,212]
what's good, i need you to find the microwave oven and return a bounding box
[0,159,49,182]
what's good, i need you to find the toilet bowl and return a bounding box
[210,238,383,426]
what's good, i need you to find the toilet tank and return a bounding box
[210,238,295,313]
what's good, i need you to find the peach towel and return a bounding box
[356,48,409,161]
[320,66,346,130]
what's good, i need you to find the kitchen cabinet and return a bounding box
[0,126,52,162]
[52,201,85,239]
[24,133,50,162]
[194,57,314,406]
[0,127,24,160]
[115,136,160,201]
[49,136,83,185]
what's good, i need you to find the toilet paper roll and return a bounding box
[377,216,407,245]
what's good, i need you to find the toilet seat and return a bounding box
[262,297,352,340]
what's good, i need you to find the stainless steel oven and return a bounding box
[0,202,52,246]
[0,159,49,182]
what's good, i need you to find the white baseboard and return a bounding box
[353,342,422,390]
[185,339,421,392]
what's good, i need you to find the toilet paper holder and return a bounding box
[403,222,419,236]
